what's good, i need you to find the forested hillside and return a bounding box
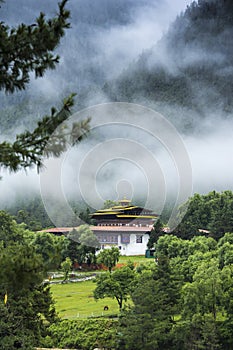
[173,190,233,240]
[1,0,233,136]
[4,191,233,243]
[0,0,158,136]
[4,195,95,230]
[106,0,233,128]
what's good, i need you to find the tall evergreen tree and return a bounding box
[0,211,57,349]
[117,256,180,350]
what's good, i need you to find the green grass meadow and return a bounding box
[51,256,150,319]
[51,280,119,319]
[118,255,149,264]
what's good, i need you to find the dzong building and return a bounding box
[90,198,158,255]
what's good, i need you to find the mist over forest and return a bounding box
[0,0,233,215]
[2,3,233,348]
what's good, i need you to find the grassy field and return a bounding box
[51,280,120,319]
[118,255,149,264]
[51,256,151,319]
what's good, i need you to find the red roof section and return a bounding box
[39,225,154,234]
[90,225,153,232]
[39,227,73,233]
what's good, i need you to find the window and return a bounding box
[96,234,118,243]
[121,234,130,244]
[136,235,143,243]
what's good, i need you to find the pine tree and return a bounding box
[0,211,57,349]
[0,1,90,172]
[0,0,69,93]
[117,256,180,349]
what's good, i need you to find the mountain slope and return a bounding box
[106,0,233,120]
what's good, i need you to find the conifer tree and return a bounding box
[0,211,57,349]
[0,0,90,172]
[0,0,70,93]
[117,256,180,350]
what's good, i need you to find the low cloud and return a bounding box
[1,0,232,214]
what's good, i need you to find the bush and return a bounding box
[41,318,118,350]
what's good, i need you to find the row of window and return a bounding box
[96,234,118,243]
[96,234,143,244]
[97,223,151,227]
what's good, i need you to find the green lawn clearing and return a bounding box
[51,280,120,319]
[118,255,149,264]
[51,256,151,319]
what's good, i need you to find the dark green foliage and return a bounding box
[117,256,180,350]
[217,234,233,268]
[61,257,72,282]
[97,246,120,273]
[173,316,221,350]
[5,195,53,230]
[173,191,233,240]
[31,231,66,270]
[117,233,233,349]
[79,207,96,225]
[94,266,135,310]
[4,196,95,230]
[64,236,81,263]
[147,218,164,248]
[0,284,56,349]
[0,302,34,350]
[42,319,117,350]
[0,210,23,243]
[0,211,57,349]
[218,319,233,349]
[66,225,100,265]
[1,229,228,349]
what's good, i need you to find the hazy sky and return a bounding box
[0,0,192,95]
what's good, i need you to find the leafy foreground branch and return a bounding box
[0,0,70,93]
[0,94,91,172]
[0,0,91,173]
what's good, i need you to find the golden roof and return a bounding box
[93,211,120,215]
[116,215,157,219]
[91,199,158,218]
